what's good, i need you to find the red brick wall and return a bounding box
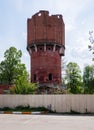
[31,51,61,84]
[27,10,65,45]
[0,85,10,94]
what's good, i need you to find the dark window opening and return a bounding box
[47,47,51,51]
[34,74,36,81]
[40,48,42,50]
[49,73,52,81]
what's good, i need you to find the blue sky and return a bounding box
[0,0,94,73]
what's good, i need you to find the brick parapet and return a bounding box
[27,10,65,47]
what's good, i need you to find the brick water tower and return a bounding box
[27,10,65,85]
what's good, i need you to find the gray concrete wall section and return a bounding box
[0,95,94,113]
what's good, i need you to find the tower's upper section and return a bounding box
[27,10,65,47]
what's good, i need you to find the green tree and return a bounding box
[83,65,94,94]
[14,76,37,94]
[0,47,22,84]
[65,62,82,94]
[0,46,37,94]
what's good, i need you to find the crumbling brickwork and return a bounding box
[27,10,65,84]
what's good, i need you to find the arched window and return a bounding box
[34,74,36,81]
[49,73,52,81]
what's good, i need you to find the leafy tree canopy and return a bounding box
[0,47,23,84]
[0,46,37,94]
[83,65,94,94]
[65,62,82,94]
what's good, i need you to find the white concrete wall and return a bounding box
[0,95,94,113]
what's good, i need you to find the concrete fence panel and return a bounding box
[0,95,94,113]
